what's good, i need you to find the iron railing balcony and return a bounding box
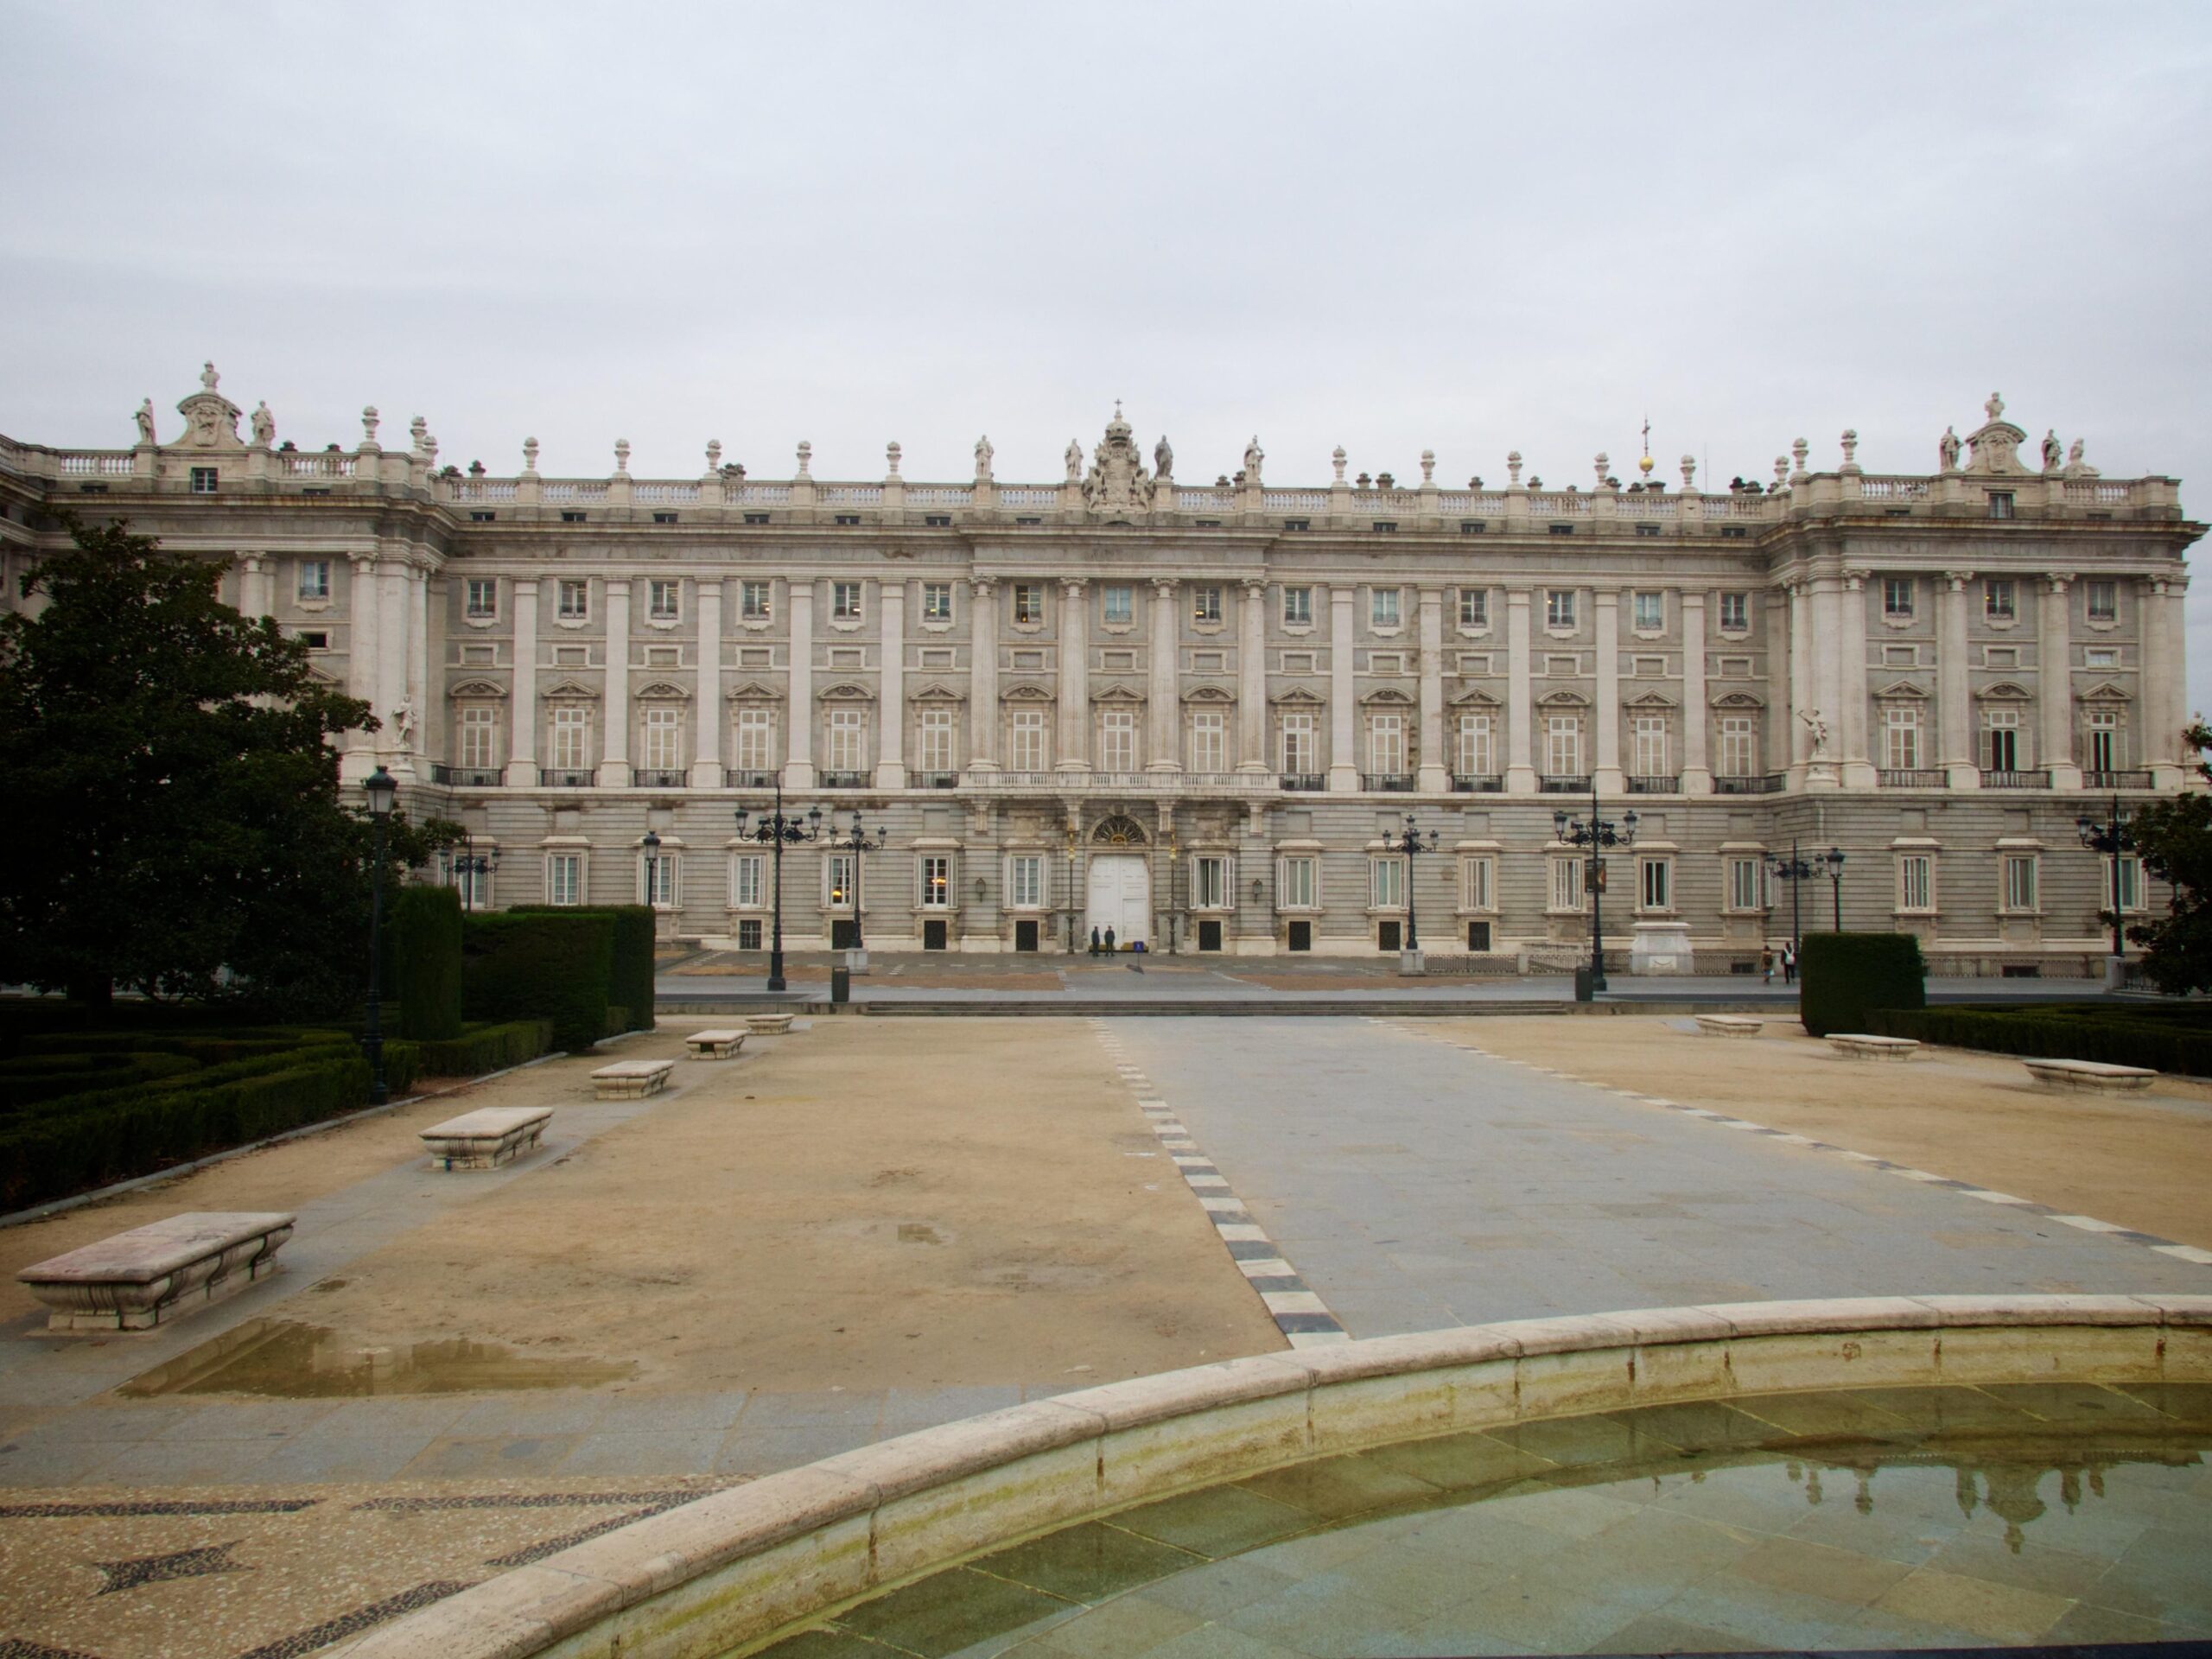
[1878,768,1948,787]
[2084,769,2154,789]
[1982,769,2051,789]
[916,770,960,789]
[1625,774,1679,794]
[543,770,592,787]
[1713,772,1785,794]
[633,769,686,788]
[1539,773,1592,794]
[730,771,779,789]
[430,765,501,787]
[1451,772,1503,792]
[819,770,868,789]
[1279,772,1325,791]
[1362,772,1415,792]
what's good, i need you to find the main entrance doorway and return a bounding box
[1086,855,1150,949]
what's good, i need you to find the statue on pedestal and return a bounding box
[134,399,156,445]
[251,402,275,448]
[1938,427,1962,472]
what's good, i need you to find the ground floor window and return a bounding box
[1549,856,1586,912]
[1462,855,1495,911]
[733,853,765,908]
[2109,853,2144,912]
[920,855,952,908]
[546,852,582,906]
[2002,853,2039,912]
[1007,854,1043,909]
[1726,855,1765,912]
[1192,855,1229,909]
[640,848,678,906]
[1897,853,1933,913]
[825,852,856,910]
[737,918,763,950]
[1638,855,1671,912]
[1370,856,1404,910]
[1279,855,1317,909]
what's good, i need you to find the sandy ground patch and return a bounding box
[1452,1015,2212,1250]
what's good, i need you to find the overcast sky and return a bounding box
[5,2,2209,711]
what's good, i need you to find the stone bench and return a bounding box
[1827,1033,1920,1061]
[593,1058,675,1099]
[684,1028,747,1059]
[744,1014,797,1036]
[1694,1015,1763,1039]
[420,1105,553,1170]
[18,1211,296,1334]
[2024,1057,2156,1093]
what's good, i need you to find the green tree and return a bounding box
[2125,720,2212,994]
[0,513,454,1016]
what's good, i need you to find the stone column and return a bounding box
[1328,583,1359,791]
[598,576,632,786]
[1681,589,1711,791]
[692,577,724,787]
[238,555,269,619]
[785,577,816,787]
[1056,578,1089,772]
[1839,572,1874,788]
[966,578,998,772]
[345,550,381,779]
[2038,575,2080,789]
[2164,576,2190,772]
[2142,575,2189,785]
[505,576,539,786]
[1147,579,1180,772]
[407,563,430,762]
[1785,581,1810,782]
[378,557,412,777]
[1804,573,1842,791]
[1417,586,1448,791]
[1593,588,1623,792]
[1504,588,1535,792]
[1939,570,1978,787]
[1236,579,1268,772]
[877,578,906,788]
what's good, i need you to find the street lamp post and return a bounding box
[1065,825,1080,954]
[640,831,664,936]
[2076,796,2134,969]
[827,810,888,970]
[361,766,397,1106]
[734,786,822,993]
[1824,847,1847,931]
[1554,782,1637,993]
[1388,811,1440,973]
[1765,841,1844,953]
[1165,830,1179,955]
[444,833,499,912]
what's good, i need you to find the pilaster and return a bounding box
[1056,578,1089,772]
[965,578,998,772]
[691,577,725,787]
[1939,570,1979,788]
[598,576,632,787]
[2039,574,2080,790]
[1839,570,1875,788]
[876,578,906,789]
[785,578,816,787]
[1680,589,1712,791]
[505,576,540,786]
[1504,588,1535,793]
[1592,588,1623,793]
[1236,579,1268,772]
[1416,586,1448,792]
[1328,583,1359,791]
[1147,578,1180,772]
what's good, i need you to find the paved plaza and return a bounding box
[0,1014,2207,1656]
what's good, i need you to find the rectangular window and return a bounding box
[1883,578,1914,620]
[458,706,499,770]
[641,849,678,907]
[734,708,775,771]
[918,708,954,772]
[734,853,765,908]
[2003,854,2038,912]
[2087,709,2119,772]
[1280,855,1317,909]
[2113,853,2144,912]
[1718,591,1749,632]
[1098,709,1135,771]
[1370,588,1402,628]
[1550,856,1586,912]
[648,579,680,620]
[550,707,590,770]
[1011,583,1043,625]
[741,580,772,620]
[1639,856,1671,912]
[1456,712,1494,778]
[737,918,763,949]
[642,706,683,771]
[1719,715,1757,777]
[1370,857,1404,909]
[1988,491,2015,519]
[1282,586,1313,626]
[1193,855,1227,909]
[1986,709,2021,772]
[1281,712,1314,774]
[1545,715,1581,778]
[189,466,219,494]
[1898,853,1933,912]
[1102,585,1133,626]
[1192,585,1223,625]
[827,709,865,771]
[1008,855,1042,909]
[1458,588,1488,628]
[921,582,953,622]
[1011,709,1048,771]
[921,855,951,909]
[832,581,863,621]
[1369,713,1405,774]
[557,578,589,620]
[2085,646,2119,670]
[1883,707,1922,771]
[1632,591,1662,631]
[464,577,498,619]
[1189,710,1224,772]
[826,854,855,910]
[1546,589,1577,629]
[1463,855,1495,911]
[1632,715,1669,777]
[1985,579,2016,620]
[1727,855,1765,912]
[2086,580,2118,622]
[546,853,582,906]
[297,560,332,601]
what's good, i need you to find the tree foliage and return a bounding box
[2125,720,2212,995]
[0,514,456,1017]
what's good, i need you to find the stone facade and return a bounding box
[1,378,2199,969]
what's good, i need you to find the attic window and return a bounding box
[743,512,770,524]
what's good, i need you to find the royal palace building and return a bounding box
[1,370,2199,972]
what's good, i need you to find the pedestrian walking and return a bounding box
[1760,947,1775,983]
[1782,943,1797,984]
[1090,925,1101,956]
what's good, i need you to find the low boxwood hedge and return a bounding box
[415,1020,554,1077]
[1867,1005,2212,1077]
[1798,932,1926,1037]
[0,1051,201,1109]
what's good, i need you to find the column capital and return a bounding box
[1841,567,1869,590]
[240,553,265,575]
[2046,571,2075,593]
[347,549,379,570]
[1151,577,1179,599]
[1243,576,1268,598]
[969,576,997,597]
[1943,569,1975,589]
[1060,576,1088,596]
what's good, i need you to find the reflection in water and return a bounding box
[120,1319,636,1398]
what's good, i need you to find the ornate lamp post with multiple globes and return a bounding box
[443,832,499,912]
[1554,785,1637,994]
[361,766,397,1105]
[1765,842,1844,953]
[734,787,821,993]
[826,810,889,970]
[1387,812,1440,973]
[2076,796,2134,971]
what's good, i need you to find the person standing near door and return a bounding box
[1105,925,1116,954]
[1090,926,1102,957]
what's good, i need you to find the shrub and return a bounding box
[1799,931,1925,1037]
[462,912,613,1052]
[0,1051,200,1109]
[416,1020,553,1077]
[515,906,654,1032]
[1868,1006,2212,1077]
[386,884,465,1041]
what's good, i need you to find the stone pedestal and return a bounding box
[1398,948,1426,977]
[1630,919,1694,975]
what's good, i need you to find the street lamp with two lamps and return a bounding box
[443,833,499,911]
[1386,812,1440,973]
[734,787,822,993]
[1765,842,1845,952]
[826,811,889,970]
[2076,797,2134,973]
[361,766,397,1105]
[1553,785,1637,993]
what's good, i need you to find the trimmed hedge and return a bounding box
[463,911,614,1052]
[514,906,654,1033]
[1799,931,1926,1037]
[416,1020,554,1077]
[0,1051,202,1108]
[387,884,465,1041]
[1868,1005,2212,1077]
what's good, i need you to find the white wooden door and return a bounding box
[1086,854,1150,947]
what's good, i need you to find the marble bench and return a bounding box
[744,1014,797,1036]
[420,1105,553,1170]
[593,1058,675,1099]
[684,1028,747,1059]
[1827,1033,1920,1061]
[2024,1057,2156,1093]
[17,1211,296,1333]
[1694,1015,1763,1038]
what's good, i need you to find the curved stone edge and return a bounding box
[322,1294,2212,1659]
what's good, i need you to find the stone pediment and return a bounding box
[724,679,782,702]
[1358,686,1414,705]
[1711,690,1768,709]
[1624,689,1679,709]
[448,678,507,699]
[1182,684,1233,702]
[1271,686,1325,706]
[175,362,245,450]
[1963,391,2030,477]
[1090,683,1144,704]
[1872,678,1929,701]
[543,678,598,701]
[1978,680,2032,702]
[818,681,873,702]
[1448,685,1501,707]
[911,682,964,702]
[634,680,690,701]
[1003,682,1054,702]
[1535,687,1589,708]
[2078,680,2133,702]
